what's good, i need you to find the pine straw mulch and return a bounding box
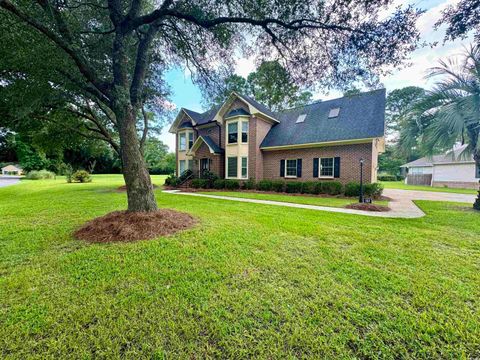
[345,203,391,212]
[74,209,197,243]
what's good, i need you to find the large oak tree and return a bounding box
[1,0,422,212]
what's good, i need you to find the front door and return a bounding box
[200,158,210,175]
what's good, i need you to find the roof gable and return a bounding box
[187,135,223,155]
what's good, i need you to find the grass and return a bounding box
[1,174,479,358]
[198,191,389,208]
[381,180,478,195]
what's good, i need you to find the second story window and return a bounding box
[188,132,194,149]
[242,121,248,143]
[179,133,186,151]
[228,122,238,144]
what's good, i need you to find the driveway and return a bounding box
[0,176,21,188]
[164,188,477,219]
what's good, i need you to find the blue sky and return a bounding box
[159,0,471,151]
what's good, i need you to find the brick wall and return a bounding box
[262,142,375,184]
[197,124,221,148]
[248,116,273,180]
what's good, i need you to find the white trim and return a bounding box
[319,157,335,179]
[285,159,298,178]
[241,156,248,179]
[187,135,218,156]
[261,137,376,151]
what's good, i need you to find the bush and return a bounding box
[191,178,209,189]
[378,174,397,182]
[242,178,256,190]
[301,181,316,194]
[321,181,343,195]
[26,169,56,180]
[344,182,361,197]
[285,181,303,193]
[272,180,285,192]
[225,179,240,190]
[213,179,226,189]
[164,175,178,187]
[71,170,92,183]
[344,182,383,198]
[257,180,273,191]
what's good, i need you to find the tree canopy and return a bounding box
[436,0,480,42]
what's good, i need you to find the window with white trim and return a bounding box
[285,159,298,177]
[228,122,238,144]
[241,157,248,178]
[188,132,194,149]
[179,160,186,175]
[320,157,334,178]
[179,133,186,151]
[242,121,248,143]
[227,156,238,178]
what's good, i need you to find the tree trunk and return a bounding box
[117,105,158,212]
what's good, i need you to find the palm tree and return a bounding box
[399,44,480,209]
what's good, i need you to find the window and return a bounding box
[179,160,186,175]
[227,157,238,178]
[228,122,238,144]
[241,157,248,178]
[242,121,248,143]
[328,108,340,118]
[188,132,194,149]
[320,157,334,177]
[296,114,306,123]
[179,133,186,151]
[285,159,298,177]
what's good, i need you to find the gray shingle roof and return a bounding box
[201,135,223,154]
[184,107,220,125]
[401,145,474,167]
[236,94,277,120]
[261,89,386,148]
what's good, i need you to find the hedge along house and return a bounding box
[169,89,386,184]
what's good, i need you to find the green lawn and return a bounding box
[1,175,479,358]
[381,180,478,195]
[198,191,389,207]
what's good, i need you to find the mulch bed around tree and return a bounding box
[74,209,197,242]
[345,203,391,212]
[117,184,159,192]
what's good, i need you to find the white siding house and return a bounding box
[401,145,480,189]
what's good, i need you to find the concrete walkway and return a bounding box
[163,188,477,219]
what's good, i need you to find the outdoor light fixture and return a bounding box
[359,158,365,203]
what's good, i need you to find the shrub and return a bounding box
[26,169,56,180]
[301,181,316,194]
[344,182,361,197]
[71,170,92,183]
[378,174,397,182]
[322,181,343,195]
[271,180,285,192]
[191,179,208,189]
[313,182,323,195]
[213,179,226,189]
[257,180,273,191]
[164,175,178,187]
[178,169,193,183]
[225,179,240,190]
[285,181,303,193]
[344,182,383,197]
[242,178,256,190]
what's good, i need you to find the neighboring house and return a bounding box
[1,164,23,176]
[401,145,480,189]
[169,89,386,184]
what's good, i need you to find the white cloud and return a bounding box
[234,57,256,78]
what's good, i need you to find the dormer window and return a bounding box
[296,114,306,123]
[328,108,340,118]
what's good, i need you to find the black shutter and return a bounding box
[280,159,285,177]
[313,158,319,177]
[334,157,341,178]
[297,159,302,178]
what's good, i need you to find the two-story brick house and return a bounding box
[169,89,386,183]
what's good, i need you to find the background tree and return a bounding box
[143,138,175,174]
[1,0,422,212]
[399,45,480,207]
